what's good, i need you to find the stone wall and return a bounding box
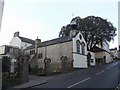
[37,41,73,73]
[95,51,111,64]
[25,41,73,74]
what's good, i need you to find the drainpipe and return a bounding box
[45,46,47,59]
[35,38,41,67]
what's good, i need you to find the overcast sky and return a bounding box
[0,0,119,49]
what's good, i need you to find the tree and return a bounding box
[59,16,117,51]
[59,16,82,37]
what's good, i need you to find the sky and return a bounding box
[0,0,119,49]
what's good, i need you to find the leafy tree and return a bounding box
[59,16,117,51]
[59,16,82,37]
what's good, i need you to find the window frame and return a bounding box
[81,42,85,55]
[38,53,43,59]
[76,40,80,53]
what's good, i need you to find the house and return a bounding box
[24,21,93,74]
[92,40,112,65]
[9,32,35,50]
[110,47,118,60]
[0,45,20,57]
[0,45,20,73]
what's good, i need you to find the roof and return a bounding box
[92,46,110,54]
[19,36,35,44]
[92,46,105,52]
[0,45,19,49]
[110,48,117,51]
[26,36,72,50]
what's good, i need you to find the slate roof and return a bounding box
[92,46,110,54]
[19,36,35,44]
[92,46,105,52]
[110,48,117,51]
[26,36,72,50]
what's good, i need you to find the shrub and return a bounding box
[2,72,20,88]
[2,56,11,72]
[2,72,18,80]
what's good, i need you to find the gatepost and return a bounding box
[18,55,29,83]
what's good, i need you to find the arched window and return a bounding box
[81,42,85,55]
[76,40,80,53]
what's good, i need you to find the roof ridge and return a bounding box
[19,36,35,44]
[19,36,35,41]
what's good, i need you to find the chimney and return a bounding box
[14,32,19,37]
[35,38,41,54]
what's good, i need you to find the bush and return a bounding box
[37,68,46,76]
[2,72,20,88]
[2,72,18,79]
[2,56,11,72]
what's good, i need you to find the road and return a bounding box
[26,60,120,89]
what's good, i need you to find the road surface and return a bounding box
[26,60,120,89]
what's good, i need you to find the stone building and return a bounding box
[24,22,94,74]
[110,47,118,60]
[92,40,112,65]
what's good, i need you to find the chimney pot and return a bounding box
[14,32,19,37]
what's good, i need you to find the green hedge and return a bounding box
[2,72,21,88]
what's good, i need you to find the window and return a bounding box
[15,49,18,53]
[76,40,80,53]
[91,59,93,63]
[25,44,27,47]
[30,50,35,55]
[10,48,14,53]
[79,34,82,39]
[81,42,85,55]
[38,53,43,59]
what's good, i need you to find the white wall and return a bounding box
[105,52,112,63]
[96,41,109,52]
[21,42,32,50]
[0,45,5,54]
[10,37,32,50]
[72,32,88,68]
[102,41,109,52]
[95,51,112,63]
[73,53,87,68]
[72,32,87,54]
[9,37,21,49]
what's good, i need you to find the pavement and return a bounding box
[6,75,47,90]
